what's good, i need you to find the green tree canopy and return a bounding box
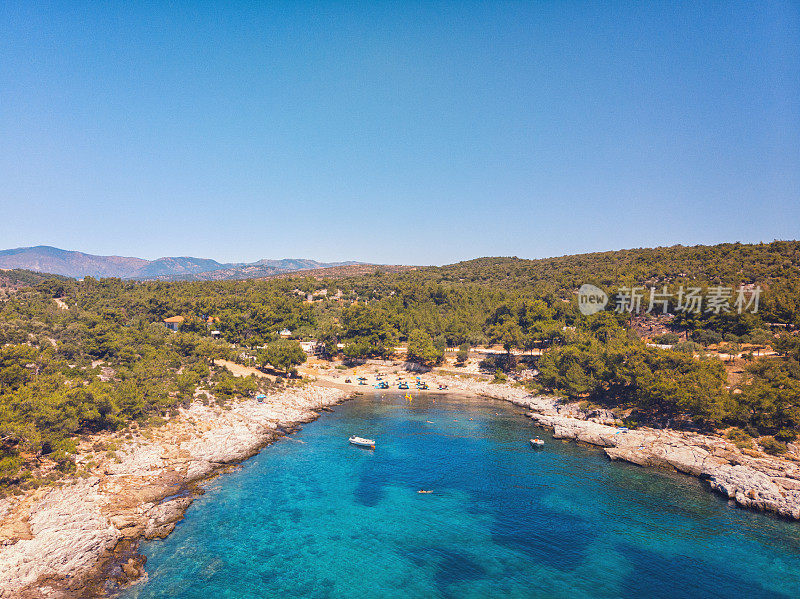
[258,339,307,375]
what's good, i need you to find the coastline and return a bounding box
[0,383,353,599]
[3,369,800,597]
[428,374,800,521]
[301,362,800,522]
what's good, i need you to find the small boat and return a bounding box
[417,490,433,494]
[530,438,545,447]
[349,436,375,449]
[375,381,389,389]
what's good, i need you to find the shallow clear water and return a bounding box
[121,393,800,598]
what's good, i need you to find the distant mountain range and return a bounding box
[0,246,366,280]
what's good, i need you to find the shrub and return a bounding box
[456,343,469,364]
[759,436,787,455]
[726,427,753,450]
[147,415,166,427]
[673,341,702,354]
[652,333,680,345]
[0,454,23,484]
[692,329,722,346]
[774,429,797,443]
[522,379,541,393]
[479,354,499,372]
[55,454,76,473]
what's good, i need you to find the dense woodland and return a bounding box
[1,241,800,489]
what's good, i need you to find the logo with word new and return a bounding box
[577,284,608,315]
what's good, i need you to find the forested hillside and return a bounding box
[423,241,800,292]
[1,241,799,491]
[1,269,71,289]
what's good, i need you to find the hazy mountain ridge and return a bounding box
[160,258,364,281]
[136,256,228,278]
[0,246,367,280]
[0,246,148,278]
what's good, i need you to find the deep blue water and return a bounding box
[121,393,800,598]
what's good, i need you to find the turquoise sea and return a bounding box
[120,393,800,598]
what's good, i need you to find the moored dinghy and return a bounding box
[530,438,544,447]
[349,435,375,449]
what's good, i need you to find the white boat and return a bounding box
[530,438,544,447]
[349,436,375,448]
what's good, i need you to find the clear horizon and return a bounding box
[2,2,799,265]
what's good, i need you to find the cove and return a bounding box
[120,393,800,598]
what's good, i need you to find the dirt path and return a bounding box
[215,359,275,380]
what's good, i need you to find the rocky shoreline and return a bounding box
[3,373,800,597]
[433,375,800,521]
[0,383,352,599]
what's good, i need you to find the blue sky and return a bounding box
[1,2,798,265]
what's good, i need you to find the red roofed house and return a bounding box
[163,316,185,332]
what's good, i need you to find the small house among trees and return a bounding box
[163,316,185,332]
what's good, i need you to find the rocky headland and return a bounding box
[0,383,351,598]
[434,374,800,521]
